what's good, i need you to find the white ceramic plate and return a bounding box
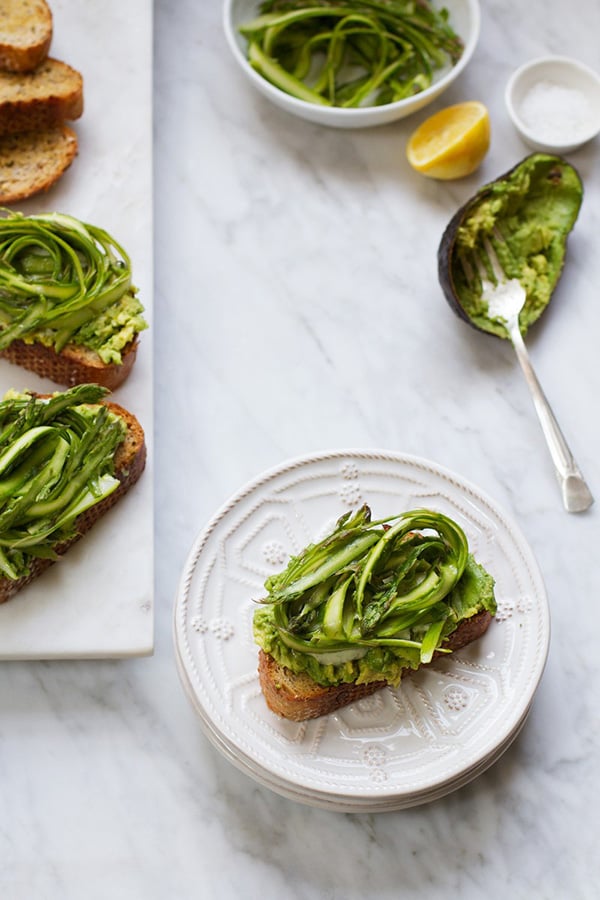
[174,450,550,810]
[0,0,153,658]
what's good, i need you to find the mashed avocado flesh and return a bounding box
[450,154,583,337]
[254,554,496,688]
[23,290,147,365]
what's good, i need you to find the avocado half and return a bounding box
[438,154,583,338]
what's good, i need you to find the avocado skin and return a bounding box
[437,153,583,338]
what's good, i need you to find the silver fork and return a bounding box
[474,233,593,514]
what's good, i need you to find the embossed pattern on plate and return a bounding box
[174,451,549,809]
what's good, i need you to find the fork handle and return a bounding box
[507,322,593,513]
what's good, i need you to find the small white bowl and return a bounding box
[505,56,600,154]
[223,0,481,129]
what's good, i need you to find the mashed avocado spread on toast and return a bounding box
[253,506,496,688]
[0,210,148,364]
[27,289,146,365]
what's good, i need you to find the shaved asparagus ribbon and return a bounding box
[0,385,125,581]
[260,506,469,664]
[0,210,139,355]
[240,0,463,108]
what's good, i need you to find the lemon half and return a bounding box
[406,101,491,180]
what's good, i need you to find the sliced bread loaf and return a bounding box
[0,0,53,73]
[0,123,77,202]
[0,57,83,135]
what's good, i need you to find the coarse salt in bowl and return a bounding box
[506,56,600,154]
[223,0,480,129]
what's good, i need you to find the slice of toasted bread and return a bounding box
[0,336,139,389]
[258,610,493,721]
[0,396,146,604]
[0,0,52,73]
[0,57,82,135]
[0,123,77,203]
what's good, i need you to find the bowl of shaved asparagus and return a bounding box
[224,0,480,128]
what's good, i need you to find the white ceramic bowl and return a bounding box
[223,0,481,129]
[505,56,600,154]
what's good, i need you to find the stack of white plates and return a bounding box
[174,450,550,812]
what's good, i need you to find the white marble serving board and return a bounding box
[0,0,154,658]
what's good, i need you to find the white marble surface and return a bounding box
[3,0,600,897]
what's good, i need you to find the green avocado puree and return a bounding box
[25,290,147,365]
[254,554,496,688]
[450,154,583,337]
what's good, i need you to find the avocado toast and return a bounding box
[0,210,147,387]
[0,383,146,603]
[254,506,496,721]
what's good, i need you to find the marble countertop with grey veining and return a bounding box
[3,0,600,897]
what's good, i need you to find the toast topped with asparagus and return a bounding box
[254,506,496,721]
[0,383,146,603]
[0,210,147,387]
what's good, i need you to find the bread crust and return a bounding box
[0,123,78,203]
[0,397,146,604]
[0,336,139,389]
[258,610,493,721]
[0,0,53,73]
[0,58,82,135]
